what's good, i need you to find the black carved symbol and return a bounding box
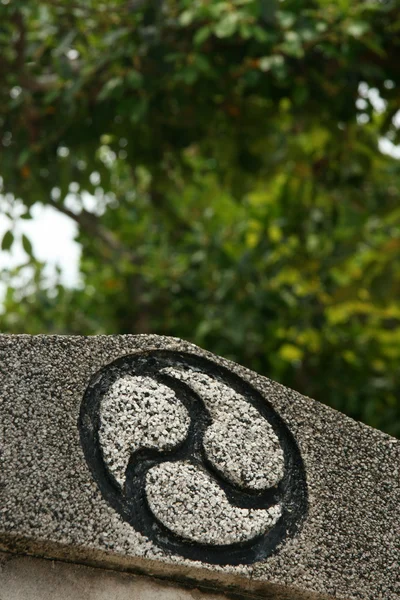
[79,350,307,565]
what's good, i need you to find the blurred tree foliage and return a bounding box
[0,0,400,436]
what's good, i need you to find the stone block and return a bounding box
[0,334,398,599]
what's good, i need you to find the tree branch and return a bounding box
[46,197,152,334]
[46,197,137,263]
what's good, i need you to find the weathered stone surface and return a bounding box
[0,334,399,600]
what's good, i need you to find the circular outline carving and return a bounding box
[79,350,308,565]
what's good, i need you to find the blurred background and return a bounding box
[0,0,399,437]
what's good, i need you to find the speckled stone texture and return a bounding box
[160,367,285,491]
[145,461,282,545]
[0,334,399,600]
[100,375,190,488]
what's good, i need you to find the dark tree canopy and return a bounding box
[1,0,400,436]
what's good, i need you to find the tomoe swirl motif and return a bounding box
[79,350,307,565]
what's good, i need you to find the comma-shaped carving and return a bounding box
[79,350,307,565]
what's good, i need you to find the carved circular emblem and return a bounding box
[79,350,307,565]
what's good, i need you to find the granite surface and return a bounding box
[0,334,399,600]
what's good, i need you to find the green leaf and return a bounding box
[259,55,284,72]
[17,149,31,168]
[126,70,143,89]
[1,230,14,251]
[277,11,296,29]
[22,234,33,257]
[179,10,194,26]
[279,343,303,363]
[214,14,239,39]
[346,21,370,38]
[194,26,212,46]
[129,97,148,123]
[98,77,123,101]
